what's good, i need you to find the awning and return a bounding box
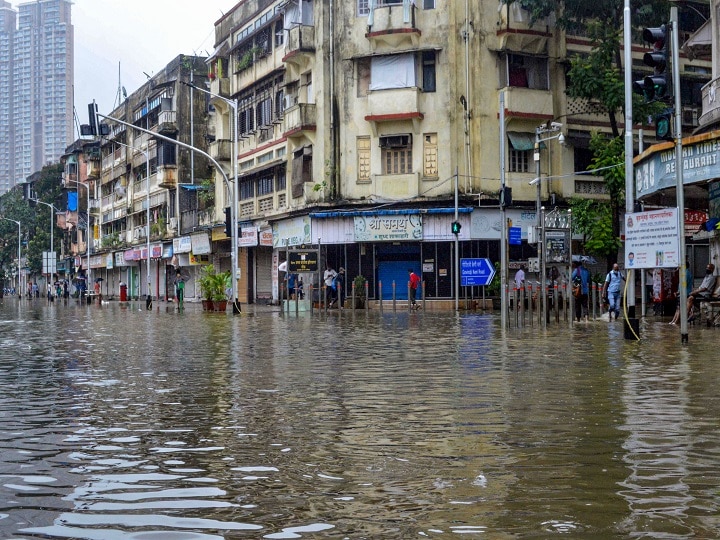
[310,207,474,218]
[178,183,208,191]
[683,19,711,61]
[507,131,535,151]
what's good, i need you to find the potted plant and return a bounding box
[353,275,367,308]
[210,270,231,312]
[198,264,218,311]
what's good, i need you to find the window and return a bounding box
[381,135,413,175]
[424,0,435,8]
[370,54,416,91]
[256,96,272,127]
[357,137,371,182]
[292,146,312,198]
[274,20,284,47]
[257,175,274,196]
[240,179,254,200]
[509,147,530,173]
[421,51,436,93]
[357,0,370,15]
[503,54,549,90]
[357,58,371,97]
[423,133,438,178]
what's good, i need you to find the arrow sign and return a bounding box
[460,258,496,286]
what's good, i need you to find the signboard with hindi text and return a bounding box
[624,208,679,269]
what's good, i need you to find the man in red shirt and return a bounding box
[408,269,421,308]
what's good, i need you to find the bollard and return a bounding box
[562,282,568,322]
[351,282,356,312]
[421,280,426,311]
[554,284,559,323]
[512,286,518,327]
[392,281,396,312]
[365,281,369,311]
[520,286,525,327]
[528,282,534,326]
[309,284,314,315]
[379,280,383,314]
[408,281,412,313]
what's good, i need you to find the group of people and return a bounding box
[669,262,716,324]
[323,264,345,308]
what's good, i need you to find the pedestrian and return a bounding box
[602,263,625,321]
[332,267,346,308]
[408,268,421,308]
[687,263,716,322]
[287,272,297,299]
[571,260,590,322]
[32,281,39,298]
[94,280,101,302]
[175,270,185,307]
[669,260,692,325]
[514,264,526,290]
[296,277,304,300]
[324,263,337,306]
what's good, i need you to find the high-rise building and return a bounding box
[0,0,72,194]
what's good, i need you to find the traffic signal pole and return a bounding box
[671,6,689,343]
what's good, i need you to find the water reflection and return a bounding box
[0,300,719,538]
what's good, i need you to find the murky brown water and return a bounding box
[0,298,719,539]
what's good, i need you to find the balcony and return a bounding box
[366,3,420,52]
[154,109,177,136]
[209,76,230,98]
[699,77,720,129]
[501,86,553,120]
[86,159,102,180]
[283,25,315,76]
[365,87,423,135]
[157,165,177,189]
[282,103,317,139]
[209,139,232,161]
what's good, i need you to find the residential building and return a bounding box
[205,0,709,306]
[58,55,211,301]
[0,0,73,195]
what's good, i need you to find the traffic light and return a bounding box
[654,108,674,141]
[501,186,512,208]
[87,103,98,136]
[224,207,232,237]
[637,25,670,102]
[451,221,461,235]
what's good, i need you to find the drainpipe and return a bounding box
[329,0,337,200]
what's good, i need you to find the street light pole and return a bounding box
[66,179,92,295]
[1,217,21,297]
[94,109,238,308]
[183,81,240,313]
[32,199,57,296]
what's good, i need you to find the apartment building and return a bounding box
[0,0,73,195]
[203,0,708,305]
[59,55,211,301]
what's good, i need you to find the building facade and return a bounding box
[0,0,73,195]
[200,0,709,305]
[58,55,212,301]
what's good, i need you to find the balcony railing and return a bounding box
[700,77,720,128]
[282,103,317,137]
[366,3,419,50]
[209,139,232,161]
[284,25,315,61]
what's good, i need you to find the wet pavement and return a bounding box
[0,297,719,539]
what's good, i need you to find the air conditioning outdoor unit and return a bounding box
[379,134,412,148]
[682,107,699,127]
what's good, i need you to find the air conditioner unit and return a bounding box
[682,107,699,127]
[379,134,412,148]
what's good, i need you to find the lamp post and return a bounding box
[31,199,58,293]
[182,81,239,312]
[94,109,238,309]
[533,122,564,327]
[1,217,21,297]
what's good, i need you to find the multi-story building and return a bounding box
[204,0,709,306]
[0,0,73,195]
[88,55,212,301]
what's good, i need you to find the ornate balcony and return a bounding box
[282,103,317,139]
[366,3,420,52]
[157,165,177,189]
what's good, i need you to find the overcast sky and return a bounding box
[12,0,238,134]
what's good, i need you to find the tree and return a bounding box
[504,0,668,268]
[571,134,624,264]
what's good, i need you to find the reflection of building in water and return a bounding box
[617,356,692,531]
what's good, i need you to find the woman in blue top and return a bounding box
[571,261,590,322]
[603,263,625,321]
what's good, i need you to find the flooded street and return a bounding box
[0,299,719,539]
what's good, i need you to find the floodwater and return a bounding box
[0,299,719,539]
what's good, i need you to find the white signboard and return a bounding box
[471,208,536,240]
[173,236,192,254]
[624,208,680,269]
[239,226,259,247]
[273,216,311,247]
[354,214,423,242]
[191,233,211,255]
